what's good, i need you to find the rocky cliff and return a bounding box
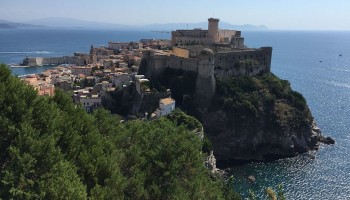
[202,110,325,165]
[144,63,334,167]
[201,74,334,166]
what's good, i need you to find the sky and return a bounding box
[1,0,350,30]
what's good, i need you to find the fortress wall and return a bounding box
[138,92,170,114]
[213,48,272,78]
[73,57,89,66]
[172,29,208,38]
[167,55,199,72]
[261,47,273,72]
[173,37,211,45]
[24,55,87,66]
[219,30,236,38]
[197,55,214,79]
[195,75,215,107]
[215,49,271,70]
[195,54,216,107]
[230,37,245,48]
[146,53,168,80]
[42,56,75,65]
[215,50,263,64]
[152,54,168,70]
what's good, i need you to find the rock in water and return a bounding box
[320,136,335,145]
[247,175,256,183]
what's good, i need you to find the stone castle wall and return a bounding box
[171,29,209,45]
[214,47,272,78]
[142,47,272,81]
[195,51,215,107]
[172,36,212,46]
[141,49,216,107]
[22,54,90,66]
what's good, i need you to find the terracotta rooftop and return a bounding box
[160,97,175,105]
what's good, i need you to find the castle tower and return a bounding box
[208,18,220,44]
[195,48,216,108]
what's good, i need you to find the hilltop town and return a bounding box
[21,18,272,119]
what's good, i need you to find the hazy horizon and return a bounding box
[1,0,350,31]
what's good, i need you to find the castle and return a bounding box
[171,18,243,47]
[140,18,272,107]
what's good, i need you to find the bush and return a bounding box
[213,73,311,130]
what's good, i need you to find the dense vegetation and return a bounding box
[0,64,241,199]
[213,73,312,131]
[154,68,197,106]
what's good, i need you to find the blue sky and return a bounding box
[1,0,349,30]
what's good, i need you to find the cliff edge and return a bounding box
[201,74,334,166]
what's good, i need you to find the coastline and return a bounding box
[2,28,348,199]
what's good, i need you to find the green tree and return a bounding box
[0,64,246,199]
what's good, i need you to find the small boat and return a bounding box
[339,54,342,57]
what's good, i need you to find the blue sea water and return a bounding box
[1,28,350,199]
[240,31,350,199]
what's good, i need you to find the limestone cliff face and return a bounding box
[201,109,323,166]
[198,74,334,167]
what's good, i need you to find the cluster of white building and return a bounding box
[22,39,176,117]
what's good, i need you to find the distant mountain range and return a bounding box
[0,19,45,28]
[0,17,268,31]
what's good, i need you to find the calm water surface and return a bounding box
[1,29,350,199]
[240,31,350,199]
[0,28,168,75]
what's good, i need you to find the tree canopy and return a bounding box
[0,64,239,199]
[213,73,312,131]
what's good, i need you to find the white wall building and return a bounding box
[79,94,102,113]
[156,98,176,117]
[112,73,132,88]
[101,81,114,91]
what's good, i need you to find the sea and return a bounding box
[1,28,350,199]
